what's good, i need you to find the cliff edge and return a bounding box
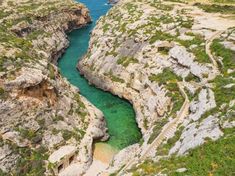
[0,0,108,175]
[78,0,235,175]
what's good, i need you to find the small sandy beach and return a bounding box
[84,143,118,176]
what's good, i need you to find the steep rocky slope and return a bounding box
[0,0,108,175]
[78,0,235,175]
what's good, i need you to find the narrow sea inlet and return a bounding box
[58,0,141,149]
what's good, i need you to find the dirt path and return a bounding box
[117,82,189,175]
[206,30,224,69]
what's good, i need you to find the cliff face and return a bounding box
[0,0,108,175]
[109,0,120,4]
[78,0,235,175]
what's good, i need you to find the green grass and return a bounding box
[105,50,118,57]
[194,3,235,14]
[0,26,32,50]
[62,128,84,141]
[212,0,235,3]
[148,118,168,144]
[192,46,210,63]
[211,39,235,73]
[185,73,200,82]
[130,130,235,176]
[110,75,125,83]
[124,2,137,13]
[184,87,197,101]
[177,34,210,63]
[149,69,184,117]
[149,30,175,44]
[14,146,48,176]
[16,127,44,145]
[180,19,194,29]
[200,75,235,120]
[28,30,45,40]
[166,83,184,116]
[166,0,186,3]
[0,11,11,19]
[105,71,125,83]
[117,56,138,67]
[177,33,204,48]
[0,87,6,99]
[102,23,110,32]
[159,15,175,24]
[74,94,86,109]
[73,94,88,121]
[156,126,184,155]
[212,75,235,106]
[149,68,182,84]
[150,2,174,11]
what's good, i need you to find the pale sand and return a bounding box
[84,143,118,176]
[93,143,118,163]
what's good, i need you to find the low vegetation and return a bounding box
[156,126,184,156]
[149,68,182,84]
[130,131,235,176]
[211,75,235,106]
[104,71,125,83]
[211,39,235,73]
[148,118,168,144]
[117,56,138,67]
[166,83,184,117]
[194,3,235,14]
[149,69,184,117]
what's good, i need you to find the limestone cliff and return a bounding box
[0,0,108,175]
[78,0,235,175]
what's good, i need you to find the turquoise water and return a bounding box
[58,0,141,149]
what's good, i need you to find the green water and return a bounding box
[58,0,141,149]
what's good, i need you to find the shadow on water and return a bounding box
[58,0,141,149]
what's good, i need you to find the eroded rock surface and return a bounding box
[0,0,108,175]
[78,0,235,175]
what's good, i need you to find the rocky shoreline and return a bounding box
[0,0,108,175]
[78,0,235,175]
[1,0,235,175]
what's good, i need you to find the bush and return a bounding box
[15,146,48,176]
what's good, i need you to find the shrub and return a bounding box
[15,146,48,176]
[149,68,182,84]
